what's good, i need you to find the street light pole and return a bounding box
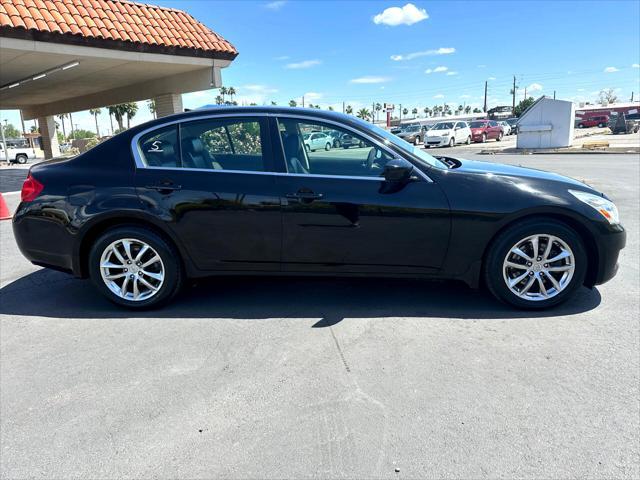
[1,120,8,163]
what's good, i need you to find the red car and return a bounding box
[577,115,609,128]
[469,120,503,143]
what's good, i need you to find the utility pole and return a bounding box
[553,90,556,100]
[483,81,488,112]
[342,101,345,114]
[372,102,375,123]
[631,92,635,102]
[19,110,26,136]
[301,96,305,108]
[69,112,74,140]
[1,120,8,162]
[399,103,402,123]
[512,76,517,113]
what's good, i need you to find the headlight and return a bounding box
[570,190,620,225]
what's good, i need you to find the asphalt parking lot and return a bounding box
[1,153,638,479]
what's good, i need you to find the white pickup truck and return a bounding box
[0,142,36,164]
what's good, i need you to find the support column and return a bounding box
[38,116,60,159]
[154,93,184,118]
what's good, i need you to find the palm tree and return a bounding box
[328,106,334,111]
[402,107,408,116]
[270,101,277,106]
[356,108,371,121]
[464,106,471,114]
[108,104,128,131]
[57,113,68,139]
[215,95,223,105]
[457,104,464,115]
[220,86,228,102]
[228,87,236,102]
[412,107,418,117]
[89,108,102,137]
[473,107,482,113]
[345,105,353,115]
[289,99,297,107]
[423,107,430,117]
[123,103,138,129]
[147,100,157,119]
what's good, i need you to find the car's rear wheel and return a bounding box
[448,137,455,147]
[15,154,28,164]
[598,122,605,128]
[497,132,503,141]
[89,226,183,309]
[325,143,331,151]
[578,123,584,128]
[484,219,586,309]
[481,133,487,143]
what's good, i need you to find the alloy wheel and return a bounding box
[502,234,575,301]
[99,238,165,302]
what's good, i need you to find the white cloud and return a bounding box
[350,76,391,84]
[487,76,496,81]
[433,94,445,99]
[274,55,289,61]
[632,63,640,68]
[373,3,428,26]
[390,47,455,61]
[604,66,619,73]
[446,71,458,76]
[265,1,286,10]
[434,66,448,72]
[285,59,321,69]
[459,94,471,99]
[528,83,543,92]
[242,84,278,94]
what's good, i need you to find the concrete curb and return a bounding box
[479,147,640,155]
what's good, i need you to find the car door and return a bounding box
[454,122,465,143]
[133,115,282,272]
[273,116,450,274]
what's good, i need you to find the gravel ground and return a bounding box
[1,153,638,479]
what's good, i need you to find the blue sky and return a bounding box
[2,0,639,135]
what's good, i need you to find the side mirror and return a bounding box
[383,158,414,183]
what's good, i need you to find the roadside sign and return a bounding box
[384,103,395,112]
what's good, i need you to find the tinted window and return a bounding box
[180,118,265,171]
[138,125,180,167]
[277,118,394,177]
[470,121,487,128]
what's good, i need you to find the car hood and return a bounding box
[470,128,486,134]
[427,129,451,136]
[454,159,591,189]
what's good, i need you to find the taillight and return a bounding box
[21,173,44,202]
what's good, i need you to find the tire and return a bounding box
[466,136,471,145]
[305,144,311,152]
[89,226,183,309]
[497,132,503,142]
[334,140,341,148]
[481,133,487,143]
[578,123,584,128]
[414,136,421,146]
[343,145,349,149]
[15,154,28,164]
[483,219,587,309]
[325,143,331,151]
[598,123,605,128]
[448,137,455,147]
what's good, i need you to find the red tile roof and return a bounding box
[0,0,237,58]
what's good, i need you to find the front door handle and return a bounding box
[286,191,324,201]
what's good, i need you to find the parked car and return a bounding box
[425,121,472,147]
[13,107,625,310]
[469,120,504,143]
[397,124,426,145]
[303,132,332,152]
[390,126,402,134]
[498,121,512,136]
[339,132,365,149]
[577,115,609,128]
[506,117,519,135]
[0,142,36,164]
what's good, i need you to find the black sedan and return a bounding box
[13,107,625,309]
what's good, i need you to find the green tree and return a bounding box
[123,102,138,128]
[356,108,371,121]
[147,99,157,119]
[220,86,228,102]
[68,128,96,140]
[289,99,297,107]
[423,107,430,117]
[328,106,334,111]
[1,122,21,138]
[57,113,68,139]
[514,97,535,117]
[464,106,471,114]
[227,87,236,101]
[412,107,418,116]
[345,105,353,115]
[215,95,224,105]
[270,101,277,106]
[473,107,482,113]
[108,104,128,131]
[89,108,101,137]
[402,107,408,116]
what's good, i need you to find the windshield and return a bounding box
[356,120,448,169]
[470,121,487,128]
[403,125,420,132]
[432,122,454,130]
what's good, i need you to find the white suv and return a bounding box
[425,121,472,148]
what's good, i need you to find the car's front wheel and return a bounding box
[484,219,586,309]
[89,226,183,309]
[466,136,471,145]
[448,137,455,147]
[497,132,503,141]
[414,136,421,145]
[325,143,331,151]
[15,154,28,164]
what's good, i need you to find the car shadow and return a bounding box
[0,268,602,324]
